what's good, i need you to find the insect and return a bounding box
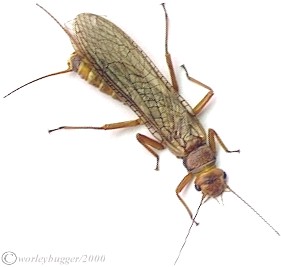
[4,3,279,264]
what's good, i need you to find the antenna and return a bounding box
[174,195,205,265]
[174,186,280,265]
[227,186,280,236]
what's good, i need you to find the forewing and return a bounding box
[70,13,205,146]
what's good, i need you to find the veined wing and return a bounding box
[70,13,206,156]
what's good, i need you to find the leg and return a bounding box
[208,128,240,154]
[136,133,165,170]
[181,65,214,115]
[176,173,199,225]
[161,3,179,92]
[160,3,214,112]
[48,118,143,133]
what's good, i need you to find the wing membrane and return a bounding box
[71,13,206,155]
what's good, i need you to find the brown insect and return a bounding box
[4,3,279,264]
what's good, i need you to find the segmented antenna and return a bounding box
[174,195,205,265]
[227,186,280,236]
[174,187,280,265]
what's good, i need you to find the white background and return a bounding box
[0,0,280,266]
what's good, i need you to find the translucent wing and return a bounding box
[70,13,206,156]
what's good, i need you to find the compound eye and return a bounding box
[223,172,227,180]
[195,184,201,191]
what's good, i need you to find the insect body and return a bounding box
[4,3,279,263]
[6,4,239,219]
